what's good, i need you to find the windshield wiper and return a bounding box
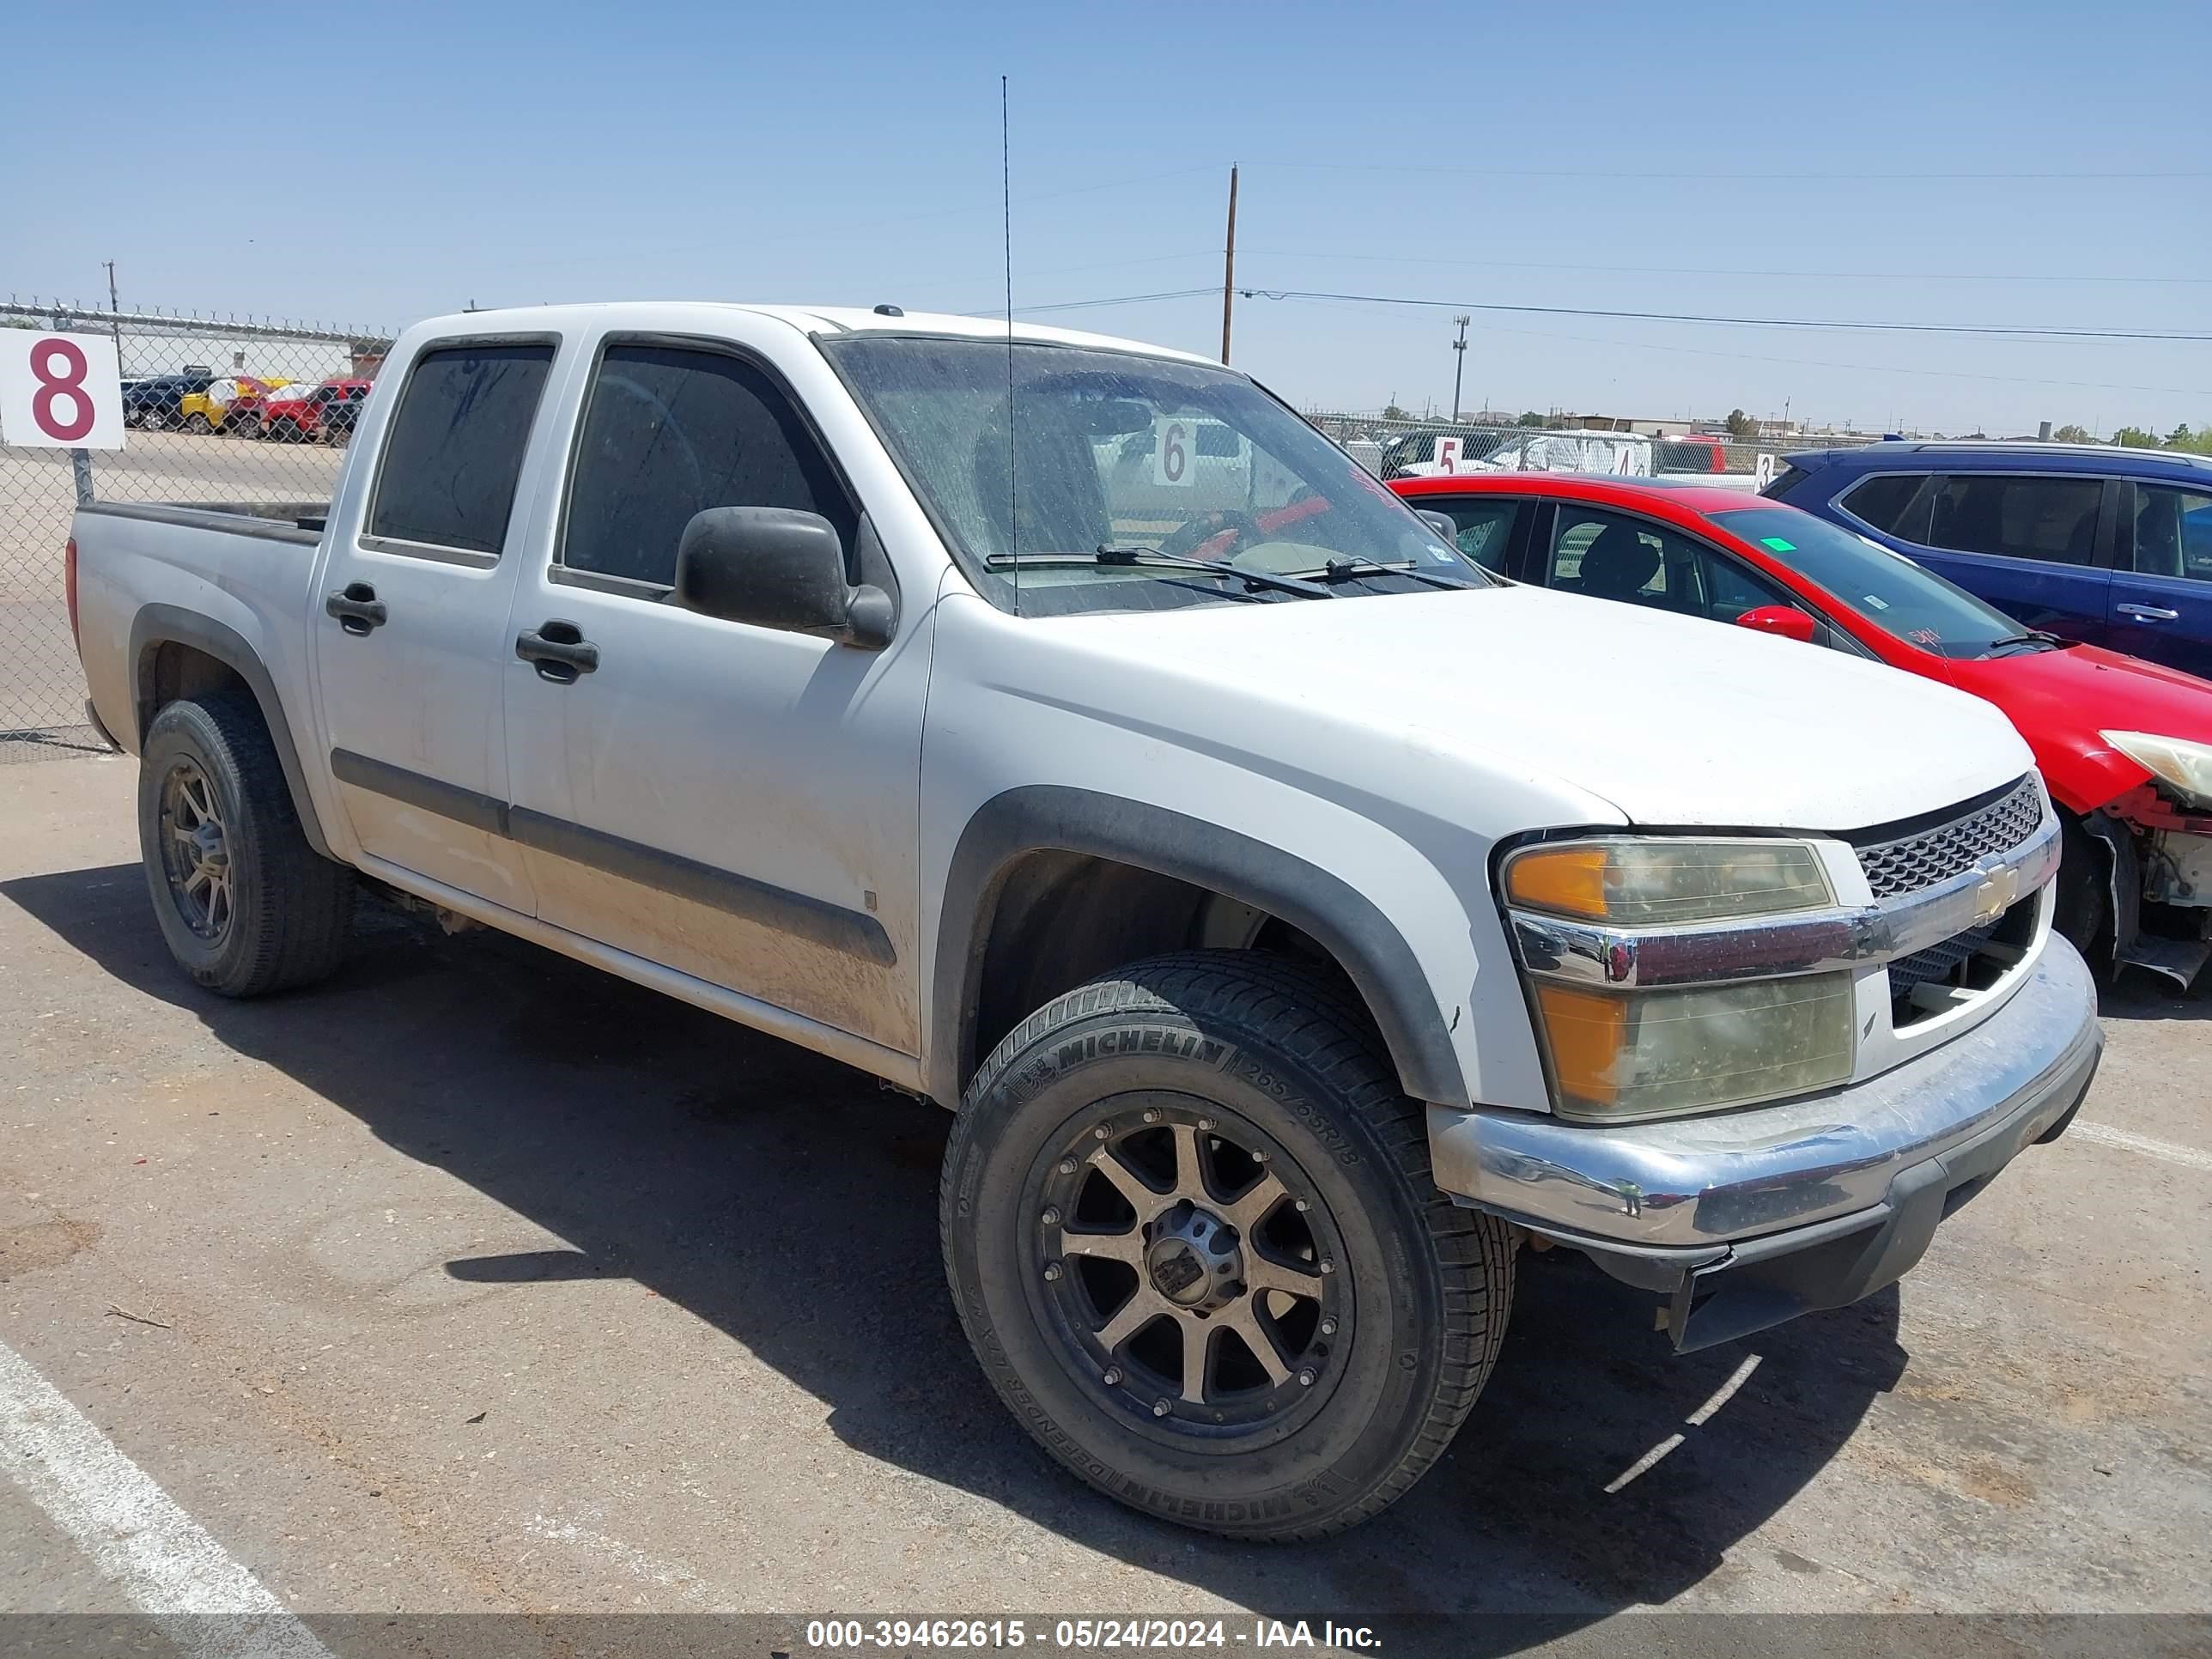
[1986,629,2065,653]
[1279,556,1480,592]
[983,547,1335,599]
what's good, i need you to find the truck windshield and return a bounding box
[821,337,1490,617]
[1710,507,2050,659]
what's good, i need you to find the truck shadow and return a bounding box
[4,868,1909,1636]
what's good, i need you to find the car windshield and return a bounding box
[1711,507,2045,659]
[821,337,1491,617]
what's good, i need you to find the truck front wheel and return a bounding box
[137,693,356,997]
[941,951,1512,1540]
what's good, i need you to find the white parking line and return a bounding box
[2073,1121,2212,1174]
[0,1336,334,1659]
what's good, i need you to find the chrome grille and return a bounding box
[1855,775,2044,900]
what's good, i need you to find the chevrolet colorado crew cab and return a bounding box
[69,302,2102,1540]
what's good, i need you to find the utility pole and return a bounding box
[102,259,123,366]
[1219,164,1238,365]
[1449,314,1470,422]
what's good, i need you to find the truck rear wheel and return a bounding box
[941,951,1512,1540]
[137,693,355,997]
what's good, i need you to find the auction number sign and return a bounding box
[1152,417,1196,487]
[0,331,126,448]
[1431,434,1463,473]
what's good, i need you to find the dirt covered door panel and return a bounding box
[500,328,927,1053]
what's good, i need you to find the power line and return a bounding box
[1254,161,2212,182]
[1239,288,2212,343]
[1237,247,2212,287]
[984,283,2212,343]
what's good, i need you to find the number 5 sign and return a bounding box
[0,331,126,448]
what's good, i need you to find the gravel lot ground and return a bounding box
[1,756,2207,1657]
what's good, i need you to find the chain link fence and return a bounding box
[1305,409,1881,483]
[1,300,390,762]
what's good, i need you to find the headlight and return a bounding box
[2100,731,2212,811]
[1504,837,1833,924]
[1506,836,1850,1121]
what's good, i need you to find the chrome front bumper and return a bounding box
[1428,936,2101,1349]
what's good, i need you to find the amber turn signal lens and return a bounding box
[1503,846,1611,920]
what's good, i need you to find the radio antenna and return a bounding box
[1002,74,1019,616]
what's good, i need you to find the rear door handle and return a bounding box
[2117,603,2179,622]
[516,620,599,684]
[324,582,386,635]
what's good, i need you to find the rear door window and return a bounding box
[1926,474,2103,567]
[1838,473,1937,542]
[368,343,556,557]
[1420,498,1522,574]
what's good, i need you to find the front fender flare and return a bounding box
[127,603,335,860]
[928,785,1466,1109]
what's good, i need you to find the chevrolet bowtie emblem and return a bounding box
[1972,862,2021,926]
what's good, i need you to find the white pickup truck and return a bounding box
[68,302,2100,1540]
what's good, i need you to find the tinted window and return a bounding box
[1927,475,2101,565]
[1711,507,2033,659]
[2132,484,2212,583]
[562,343,854,587]
[1547,507,1705,617]
[369,343,554,556]
[1840,473,1936,540]
[1424,499,1522,574]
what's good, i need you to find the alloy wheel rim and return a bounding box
[1030,1095,1349,1443]
[159,759,234,942]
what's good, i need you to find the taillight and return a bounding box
[64,536,81,651]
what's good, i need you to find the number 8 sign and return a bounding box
[0,331,125,448]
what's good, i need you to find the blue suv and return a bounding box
[1765,442,2212,682]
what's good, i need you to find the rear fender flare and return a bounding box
[127,604,334,860]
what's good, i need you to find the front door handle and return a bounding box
[2117,603,2180,622]
[516,620,599,684]
[324,582,386,635]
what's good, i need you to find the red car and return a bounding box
[1393,471,2212,986]
[264,377,374,444]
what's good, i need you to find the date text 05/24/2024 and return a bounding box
[801,1620,1382,1650]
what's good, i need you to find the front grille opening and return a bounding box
[1853,775,2043,900]
[1889,895,2038,1028]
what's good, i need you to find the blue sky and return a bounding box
[8,1,2208,434]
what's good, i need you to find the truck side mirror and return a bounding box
[1414,509,1460,544]
[673,507,894,649]
[1735,604,1818,644]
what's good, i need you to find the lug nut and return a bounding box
[1042,1262,1062,1282]
[1142,1108,1161,1124]
[1197,1117,1216,1132]
[1152,1398,1172,1418]
[1320,1317,1337,1336]
[1093,1125,1111,1140]
[1058,1158,1078,1176]
[1253,1149,1270,1163]
[1319,1259,1334,1275]
[1297,1369,1316,1388]
[1293,1198,1310,1212]
[1103,1366,1122,1386]
[1041,1207,1060,1227]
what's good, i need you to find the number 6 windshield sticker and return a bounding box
[0,331,126,448]
[1152,417,1195,487]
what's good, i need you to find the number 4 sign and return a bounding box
[0,331,126,448]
